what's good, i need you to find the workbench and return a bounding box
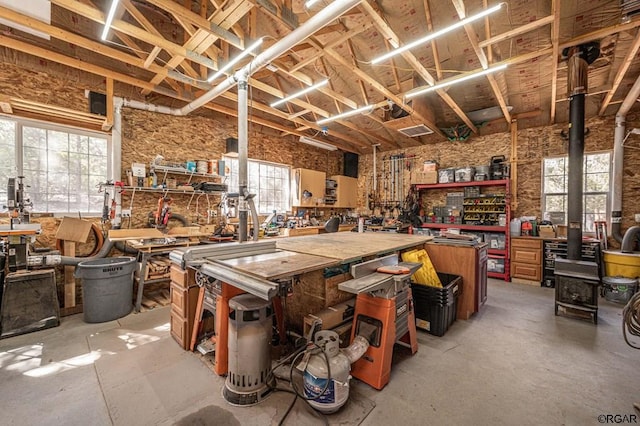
[185,233,434,332]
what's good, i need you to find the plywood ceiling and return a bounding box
[0,0,639,153]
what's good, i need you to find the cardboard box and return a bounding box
[538,225,555,239]
[303,298,356,337]
[411,171,438,184]
[422,160,438,172]
[556,225,567,238]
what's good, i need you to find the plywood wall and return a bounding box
[358,113,640,244]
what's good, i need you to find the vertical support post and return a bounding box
[237,75,248,242]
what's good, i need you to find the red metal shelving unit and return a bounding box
[414,179,511,281]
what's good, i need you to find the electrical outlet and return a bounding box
[635,213,640,223]
[122,209,131,218]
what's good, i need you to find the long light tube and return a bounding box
[270,79,329,107]
[305,0,321,8]
[371,3,504,64]
[405,64,508,99]
[299,136,337,151]
[316,104,374,125]
[207,38,264,82]
[101,0,121,41]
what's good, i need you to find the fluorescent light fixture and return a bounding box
[316,105,375,125]
[370,3,505,64]
[305,0,321,8]
[271,79,329,107]
[101,0,121,41]
[405,64,508,99]
[299,136,337,151]
[207,38,264,82]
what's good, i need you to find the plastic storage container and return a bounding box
[454,167,475,182]
[76,257,136,323]
[602,276,638,304]
[438,168,455,184]
[411,273,461,336]
[510,218,522,237]
[487,256,505,273]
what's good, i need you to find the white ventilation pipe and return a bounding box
[611,74,640,242]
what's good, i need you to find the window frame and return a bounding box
[541,150,611,233]
[0,114,112,216]
[223,155,291,215]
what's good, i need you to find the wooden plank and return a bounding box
[64,241,76,308]
[219,251,338,280]
[55,217,93,243]
[478,15,555,48]
[103,77,114,131]
[108,228,165,240]
[276,233,433,264]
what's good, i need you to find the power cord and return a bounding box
[266,340,332,426]
[623,290,640,349]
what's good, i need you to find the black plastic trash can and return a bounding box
[75,257,136,323]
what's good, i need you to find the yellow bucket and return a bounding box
[603,251,640,278]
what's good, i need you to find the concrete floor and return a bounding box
[0,279,638,426]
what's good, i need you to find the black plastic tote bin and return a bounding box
[411,273,461,337]
[75,257,136,323]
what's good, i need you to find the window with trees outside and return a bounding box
[0,116,110,214]
[223,156,290,214]
[542,152,611,232]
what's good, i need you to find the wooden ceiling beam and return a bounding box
[145,0,246,49]
[51,0,217,69]
[323,46,445,139]
[452,0,511,124]
[423,0,443,80]
[478,15,555,48]
[360,1,476,134]
[598,28,640,115]
[549,0,561,123]
[288,20,374,73]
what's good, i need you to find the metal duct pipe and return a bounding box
[122,98,183,115]
[621,225,640,253]
[611,115,626,242]
[611,74,640,242]
[566,46,589,261]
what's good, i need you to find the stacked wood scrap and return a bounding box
[145,257,172,280]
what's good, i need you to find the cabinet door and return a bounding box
[512,262,542,281]
[291,168,326,207]
[476,246,488,308]
[331,175,358,208]
[512,247,542,264]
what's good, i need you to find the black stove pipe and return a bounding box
[566,48,587,261]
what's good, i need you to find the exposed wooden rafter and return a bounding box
[452,0,511,124]
[598,28,640,115]
[549,0,561,123]
[361,1,477,134]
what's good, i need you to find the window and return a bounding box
[542,152,611,232]
[0,116,110,214]
[223,156,290,214]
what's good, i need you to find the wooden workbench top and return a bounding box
[218,251,338,280]
[276,232,433,263]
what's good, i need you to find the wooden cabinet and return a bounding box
[424,242,488,320]
[169,265,200,349]
[330,175,358,208]
[291,168,326,207]
[510,237,542,282]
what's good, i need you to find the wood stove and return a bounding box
[554,258,600,324]
[553,41,601,324]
